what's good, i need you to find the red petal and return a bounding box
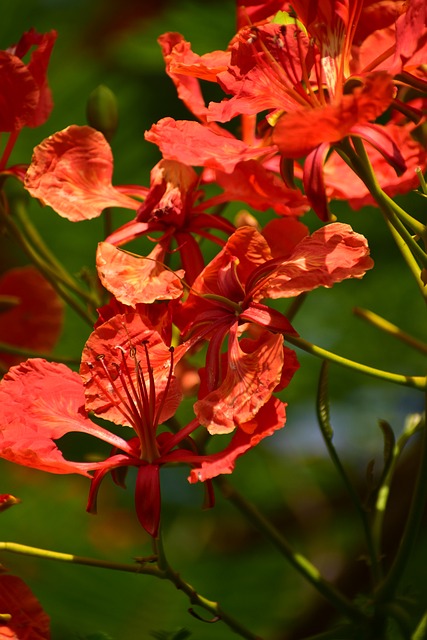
[324,121,427,208]
[0,573,50,640]
[96,241,184,306]
[207,161,308,216]
[145,118,277,173]
[0,53,38,131]
[392,0,427,71]
[240,301,298,335]
[80,312,183,427]
[24,29,57,128]
[0,359,129,475]
[24,125,140,220]
[350,122,406,175]
[255,222,374,300]
[158,32,229,120]
[189,397,286,482]
[135,464,161,537]
[262,217,309,259]
[0,266,63,368]
[194,324,284,434]
[303,143,331,222]
[273,73,395,158]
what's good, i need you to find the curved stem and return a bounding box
[0,541,160,576]
[353,308,427,356]
[371,415,423,582]
[0,206,96,326]
[341,138,427,271]
[316,362,382,583]
[215,477,368,626]
[153,532,263,640]
[374,393,427,604]
[12,200,99,306]
[1,537,263,639]
[283,333,427,391]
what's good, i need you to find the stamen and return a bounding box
[153,346,175,429]
[91,354,139,430]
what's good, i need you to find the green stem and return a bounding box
[346,138,427,268]
[1,537,263,640]
[285,292,308,322]
[316,362,382,583]
[215,477,368,626]
[0,541,160,576]
[371,415,422,593]
[353,308,427,356]
[283,333,427,391]
[11,201,99,307]
[153,532,264,640]
[0,207,96,326]
[380,213,427,302]
[412,610,427,640]
[375,393,427,604]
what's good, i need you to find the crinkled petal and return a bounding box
[207,161,308,216]
[0,359,129,475]
[189,397,286,482]
[194,324,284,434]
[145,117,277,173]
[80,312,183,427]
[25,125,140,220]
[392,0,427,72]
[96,242,184,306]
[256,222,374,300]
[0,574,50,640]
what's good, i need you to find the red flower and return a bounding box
[196,2,426,218]
[0,573,50,640]
[0,266,63,370]
[104,158,236,286]
[0,28,56,133]
[177,221,373,433]
[0,28,57,175]
[0,312,200,536]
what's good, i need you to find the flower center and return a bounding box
[90,341,175,463]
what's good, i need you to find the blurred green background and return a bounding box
[0,1,426,638]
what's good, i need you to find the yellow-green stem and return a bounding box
[354,308,427,355]
[283,333,426,391]
[215,477,368,626]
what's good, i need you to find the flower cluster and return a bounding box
[0,1,425,541]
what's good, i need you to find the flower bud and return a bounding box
[86,85,119,141]
[0,494,21,512]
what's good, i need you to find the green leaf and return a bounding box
[377,419,395,487]
[412,611,427,640]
